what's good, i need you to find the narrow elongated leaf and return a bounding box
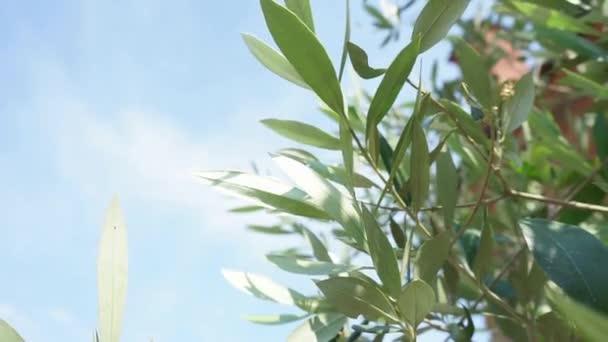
[454,40,494,109]
[520,218,608,314]
[410,120,430,211]
[338,0,350,81]
[546,285,608,342]
[222,269,308,305]
[401,223,416,279]
[275,149,374,189]
[196,171,329,220]
[97,196,128,342]
[594,113,608,164]
[535,27,608,60]
[248,224,293,235]
[241,33,309,89]
[389,217,406,249]
[274,156,365,246]
[0,319,24,342]
[473,208,493,281]
[277,148,319,162]
[285,0,315,32]
[261,0,344,115]
[347,42,386,79]
[366,38,420,154]
[244,313,309,325]
[436,149,458,229]
[315,277,399,322]
[287,313,347,342]
[441,100,490,149]
[230,205,266,213]
[262,119,341,150]
[509,1,596,35]
[559,70,608,100]
[266,255,358,275]
[413,0,470,52]
[339,117,355,194]
[414,231,451,284]
[398,279,436,327]
[361,206,401,298]
[376,135,404,191]
[302,228,332,262]
[505,73,535,133]
[382,113,416,202]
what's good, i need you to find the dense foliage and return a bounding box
[2,1,607,341]
[202,0,608,341]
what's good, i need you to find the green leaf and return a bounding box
[244,313,309,325]
[508,1,597,35]
[377,134,397,179]
[274,156,365,246]
[436,148,458,229]
[414,231,451,284]
[339,117,355,193]
[284,0,315,32]
[287,313,347,342]
[440,100,490,149]
[361,206,402,298]
[275,149,375,189]
[473,208,493,281]
[261,0,344,115]
[222,269,318,310]
[0,319,24,342]
[315,277,400,322]
[520,218,608,314]
[559,69,608,100]
[401,223,416,279]
[452,307,475,341]
[504,73,535,133]
[347,42,386,79]
[266,254,358,275]
[398,279,436,327]
[535,27,608,60]
[248,224,293,235]
[309,161,376,189]
[410,120,430,211]
[196,170,329,220]
[454,40,494,109]
[338,0,350,81]
[389,217,406,249]
[594,113,608,165]
[546,285,608,342]
[302,227,332,262]
[413,0,470,53]
[229,205,266,213]
[97,196,128,342]
[276,148,319,162]
[460,230,480,269]
[536,311,574,342]
[366,38,421,156]
[241,33,309,89]
[262,119,341,150]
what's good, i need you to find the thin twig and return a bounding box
[466,248,525,315]
[550,156,608,219]
[405,78,489,163]
[509,189,608,214]
[341,112,432,237]
[451,115,497,245]
[361,195,507,212]
[448,258,527,325]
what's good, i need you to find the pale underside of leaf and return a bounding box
[97,196,128,342]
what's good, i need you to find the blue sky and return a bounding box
[0,1,489,341]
